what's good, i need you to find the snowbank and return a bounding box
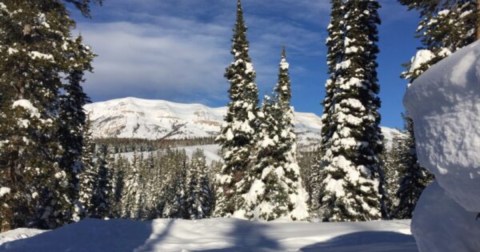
[404,41,480,251]
[0,218,416,252]
[412,182,480,252]
[405,41,480,211]
[0,229,46,246]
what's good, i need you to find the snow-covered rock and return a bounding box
[404,41,480,252]
[84,97,402,149]
[0,218,416,252]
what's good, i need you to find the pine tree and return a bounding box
[246,47,309,221]
[380,135,403,218]
[393,116,433,219]
[215,0,260,218]
[399,0,477,82]
[311,0,345,216]
[78,117,97,219]
[90,145,114,219]
[57,36,94,223]
[122,148,141,219]
[317,0,385,222]
[187,149,214,219]
[163,155,189,219]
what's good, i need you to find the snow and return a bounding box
[280,58,289,70]
[404,41,480,251]
[11,100,40,118]
[411,182,480,252]
[28,51,55,62]
[0,218,417,252]
[404,41,480,211]
[0,187,10,197]
[0,229,46,247]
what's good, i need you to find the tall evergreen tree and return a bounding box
[311,0,345,215]
[317,0,385,222]
[215,0,260,218]
[57,36,94,222]
[247,47,309,221]
[187,150,214,219]
[0,1,98,230]
[78,117,97,219]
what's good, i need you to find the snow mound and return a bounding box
[0,218,416,252]
[404,41,480,211]
[411,182,480,252]
[404,41,480,252]
[0,228,46,246]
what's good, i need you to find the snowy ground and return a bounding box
[0,218,417,252]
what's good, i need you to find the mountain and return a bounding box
[84,97,401,148]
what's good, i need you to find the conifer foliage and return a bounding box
[0,1,97,230]
[246,48,309,221]
[215,0,260,218]
[316,0,384,222]
[400,0,477,82]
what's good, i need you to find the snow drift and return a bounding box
[404,41,480,251]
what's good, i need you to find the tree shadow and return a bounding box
[300,231,419,252]
[198,219,282,252]
[0,218,164,252]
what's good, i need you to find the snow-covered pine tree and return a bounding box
[163,155,189,219]
[393,116,434,219]
[215,0,260,218]
[78,117,97,219]
[399,0,477,82]
[380,134,404,218]
[0,1,98,230]
[311,0,345,216]
[90,145,114,219]
[246,47,309,221]
[187,149,214,219]
[57,36,94,223]
[122,148,141,219]
[317,0,385,222]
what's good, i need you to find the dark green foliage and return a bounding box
[0,1,95,230]
[393,117,434,219]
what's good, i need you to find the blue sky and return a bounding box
[72,0,422,129]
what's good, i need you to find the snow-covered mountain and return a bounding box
[84,97,401,148]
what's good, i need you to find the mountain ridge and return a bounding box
[84,97,400,148]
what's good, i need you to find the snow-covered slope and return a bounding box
[0,218,417,252]
[85,97,401,148]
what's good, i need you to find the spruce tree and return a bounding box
[393,116,434,219]
[215,0,260,218]
[399,0,476,81]
[311,0,345,215]
[0,1,98,230]
[78,117,97,219]
[317,0,385,222]
[187,149,214,219]
[247,48,308,221]
[57,36,94,222]
[90,145,114,219]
